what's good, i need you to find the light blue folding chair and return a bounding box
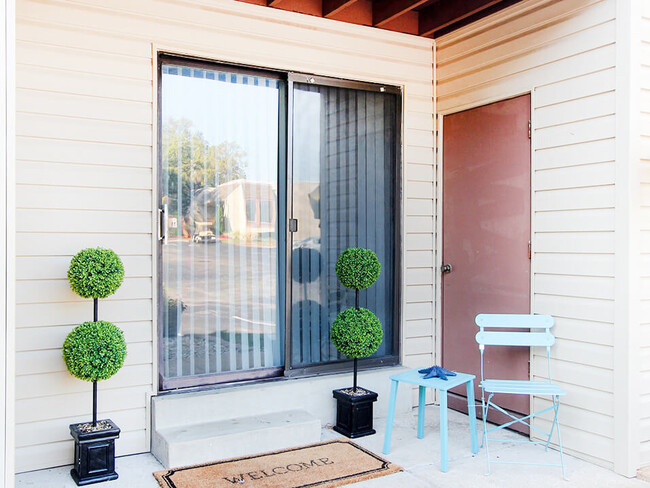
[475,313,566,478]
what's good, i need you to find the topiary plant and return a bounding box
[63,321,127,383]
[335,248,381,291]
[64,248,126,427]
[331,308,383,359]
[332,248,383,392]
[68,247,124,299]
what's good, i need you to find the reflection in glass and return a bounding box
[160,64,283,382]
[291,84,397,367]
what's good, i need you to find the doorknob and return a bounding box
[441,264,452,274]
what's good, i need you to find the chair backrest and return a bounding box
[475,313,555,382]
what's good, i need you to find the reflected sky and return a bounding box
[162,67,280,183]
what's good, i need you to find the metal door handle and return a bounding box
[441,264,452,274]
[158,204,168,243]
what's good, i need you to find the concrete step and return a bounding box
[152,409,321,468]
[150,367,412,467]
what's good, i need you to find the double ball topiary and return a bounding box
[335,248,381,291]
[331,308,383,359]
[68,248,124,299]
[63,321,127,382]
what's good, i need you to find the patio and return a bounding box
[16,408,646,488]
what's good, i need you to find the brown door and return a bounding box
[441,94,531,430]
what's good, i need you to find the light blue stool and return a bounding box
[382,368,478,472]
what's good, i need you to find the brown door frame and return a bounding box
[434,93,535,428]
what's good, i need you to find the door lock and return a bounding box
[441,264,452,274]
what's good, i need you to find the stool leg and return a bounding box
[417,386,426,439]
[466,379,478,454]
[440,390,449,473]
[382,380,399,454]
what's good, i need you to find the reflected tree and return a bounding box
[162,117,247,227]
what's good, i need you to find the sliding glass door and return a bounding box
[158,56,400,389]
[289,79,399,371]
[159,58,285,388]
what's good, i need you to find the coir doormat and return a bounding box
[153,439,402,488]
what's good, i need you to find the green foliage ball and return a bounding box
[63,321,127,382]
[331,308,383,359]
[335,248,381,290]
[68,248,124,299]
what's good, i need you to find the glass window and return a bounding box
[260,200,273,224]
[246,200,257,223]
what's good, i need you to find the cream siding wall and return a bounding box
[3,1,16,486]
[639,0,650,468]
[14,0,434,472]
[436,0,618,469]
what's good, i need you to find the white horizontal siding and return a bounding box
[16,277,152,304]
[15,322,152,353]
[16,136,152,167]
[639,1,650,468]
[436,0,617,469]
[15,0,434,472]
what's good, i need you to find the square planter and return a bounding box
[332,388,378,438]
[69,419,120,486]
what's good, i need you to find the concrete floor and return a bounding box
[16,407,647,488]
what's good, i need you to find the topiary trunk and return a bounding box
[93,298,98,426]
[354,290,359,392]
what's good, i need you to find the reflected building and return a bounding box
[188,179,278,242]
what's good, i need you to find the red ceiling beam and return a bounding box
[432,0,521,37]
[323,0,360,17]
[373,0,429,27]
[244,0,524,39]
[266,0,322,16]
[419,0,503,37]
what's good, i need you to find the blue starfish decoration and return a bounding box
[418,365,457,381]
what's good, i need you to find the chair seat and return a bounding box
[481,379,566,396]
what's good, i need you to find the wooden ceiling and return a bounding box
[236,0,523,38]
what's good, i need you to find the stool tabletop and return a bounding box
[389,368,475,391]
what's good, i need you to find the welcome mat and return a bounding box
[153,439,402,488]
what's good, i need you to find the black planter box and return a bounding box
[332,388,378,438]
[69,419,120,486]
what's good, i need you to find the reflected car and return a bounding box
[192,226,218,243]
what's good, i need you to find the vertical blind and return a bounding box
[291,83,397,367]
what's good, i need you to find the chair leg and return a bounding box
[553,396,567,480]
[483,393,494,475]
[382,380,399,455]
[480,387,486,449]
[543,395,567,479]
[545,396,557,452]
